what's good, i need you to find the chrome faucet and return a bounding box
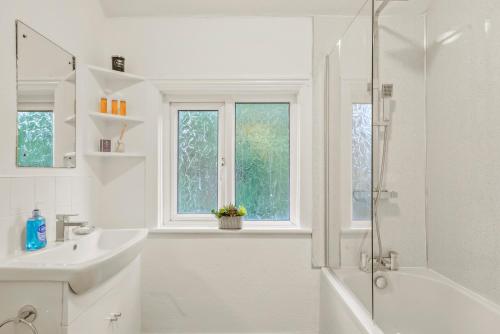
[360,250,399,272]
[56,214,88,242]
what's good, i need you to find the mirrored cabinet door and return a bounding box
[16,20,76,168]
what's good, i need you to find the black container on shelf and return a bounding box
[111,56,125,72]
[99,139,112,152]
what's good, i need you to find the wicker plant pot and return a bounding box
[218,216,242,230]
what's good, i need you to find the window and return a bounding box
[168,100,295,226]
[351,103,372,223]
[17,111,54,167]
[177,110,219,214]
[235,103,290,221]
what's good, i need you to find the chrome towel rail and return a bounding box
[0,305,38,334]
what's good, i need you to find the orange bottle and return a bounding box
[119,100,127,116]
[111,99,118,115]
[100,98,108,113]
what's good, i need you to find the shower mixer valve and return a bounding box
[360,251,399,272]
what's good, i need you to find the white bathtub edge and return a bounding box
[428,269,500,316]
[321,268,383,334]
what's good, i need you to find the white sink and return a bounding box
[0,228,148,294]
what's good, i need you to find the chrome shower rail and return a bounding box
[0,305,39,334]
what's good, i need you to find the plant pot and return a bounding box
[218,216,242,230]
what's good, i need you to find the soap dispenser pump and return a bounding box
[25,207,47,251]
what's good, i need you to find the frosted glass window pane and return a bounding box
[352,104,372,221]
[17,111,54,167]
[177,111,218,214]
[235,103,290,221]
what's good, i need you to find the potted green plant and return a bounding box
[211,204,247,229]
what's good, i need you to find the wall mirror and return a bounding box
[16,20,76,168]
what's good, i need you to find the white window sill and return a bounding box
[341,227,371,236]
[149,226,312,236]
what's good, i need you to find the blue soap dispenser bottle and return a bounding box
[25,207,47,251]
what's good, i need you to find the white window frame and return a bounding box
[164,95,298,228]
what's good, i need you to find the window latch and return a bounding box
[221,157,225,167]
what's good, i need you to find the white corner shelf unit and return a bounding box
[88,112,144,128]
[85,152,146,158]
[83,64,147,162]
[87,65,144,94]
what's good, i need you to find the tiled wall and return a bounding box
[0,176,93,259]
[426,0,500,304]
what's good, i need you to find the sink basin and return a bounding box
[0,228,148,294]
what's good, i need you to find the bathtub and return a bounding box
[320,267,500,334]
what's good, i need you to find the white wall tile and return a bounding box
[44,210,56,243]
[0,179,11,219]
[55,176,72,210]
[35,177,56,215]
[0,217,11,259]
[0,215,26,259]
[0,175,96,256]
[71,176,91,220]
[427,0,500,305]
[0,177,59,257]
[10,177,35,216]
[55,205,72,217]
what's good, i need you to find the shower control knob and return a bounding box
[374,275,388,289]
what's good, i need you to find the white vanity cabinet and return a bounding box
[0,257,141,334]
[0,228,146,333]
[63,257,141,333]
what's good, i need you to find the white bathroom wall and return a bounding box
[104,17,312,80]
[97,17,320,334]
[143,234,318,334]
[0,0,107,256]
[426,0,500,304]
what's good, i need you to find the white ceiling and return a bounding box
[99,0,430,17]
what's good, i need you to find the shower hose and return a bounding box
[358,98,391,273]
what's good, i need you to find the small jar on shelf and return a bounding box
[119,100,127,116]
[100,97,108,113]
[98,93,127,116]
[111,98,119,115]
